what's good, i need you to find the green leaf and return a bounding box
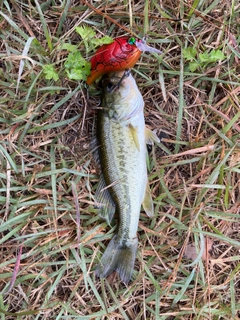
[61,43,78,52]
[101,36,114,45]
[42,64,59,81]
[76,26,96,53]
[189,61,200,72]
[75,26,113,52]
[209,49,225,62]
[75,26,96,40]
[183,47,197,61]
[199,52,209,63]
[64,51,91,81]
[92,36,113,47]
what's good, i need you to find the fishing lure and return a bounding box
[86,36,161,85]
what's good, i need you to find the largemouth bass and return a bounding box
[95,71,159,283]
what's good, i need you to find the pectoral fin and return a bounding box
[142,182,154,217]
[94,174,116,225]
[129,124,140,151]
[145,128,160,145]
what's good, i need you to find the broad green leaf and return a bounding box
[189,61,200,72]
[209,49,225,62]
[42,64,59,81]
[199,52,209,63]
[61,43,78,52]
[92,36,113,47]
[75,25,96,40]
[183,47,197,60]
[75,26,96,53]
[64,51,91,80]
[75,26,113,52]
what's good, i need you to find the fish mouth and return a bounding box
[103,69,131,93]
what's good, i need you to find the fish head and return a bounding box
[101,71,144,122]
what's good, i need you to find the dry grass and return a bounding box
[0,0,240,319]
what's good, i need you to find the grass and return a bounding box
[0,0,240,319]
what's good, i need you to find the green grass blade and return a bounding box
[33,0,53,51]
[172,268,196,306]
[175,47,184,153]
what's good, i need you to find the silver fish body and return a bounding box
[95,71,158,283]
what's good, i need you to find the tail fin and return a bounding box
[95,235,138,284]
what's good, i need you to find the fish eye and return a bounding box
[128,37,136,45]
[106,81,115,92]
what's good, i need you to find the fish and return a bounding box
[94,70,159,284]
[86,36,162,85]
